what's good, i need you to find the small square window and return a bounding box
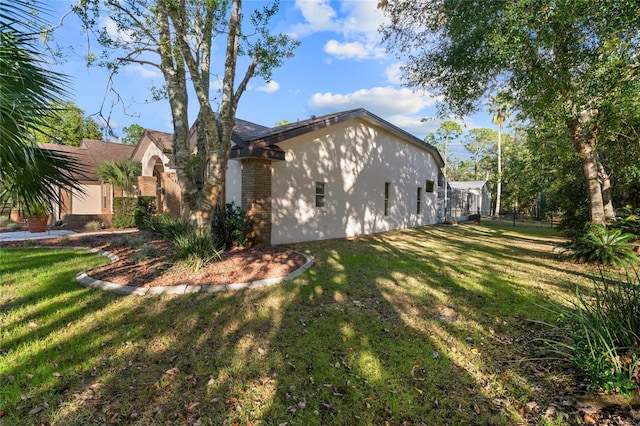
[315,182,325,208]
[425,180,435,193]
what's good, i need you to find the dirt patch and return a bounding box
[0,231,308,288]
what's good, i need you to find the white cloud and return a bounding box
[324,39,385,60]
[289,0,340,38]
[102,17,134,43]
[256,81,280,93]
[385,62,403,85]
[124,63,160,79]
[309,86,439,116]
[289,0,389,60]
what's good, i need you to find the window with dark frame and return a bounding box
[102,183,108,209]
[417,187,422,214]
[425,180,435,193]
[384,182,390,216]
[315,182,326,208]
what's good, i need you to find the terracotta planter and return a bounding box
[10,209,23,223]
[27,216,48,233]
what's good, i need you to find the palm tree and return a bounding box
[487,93,511,218]
[0,0,82,215]
[97,159,142,196]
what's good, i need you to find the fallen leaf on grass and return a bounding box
[583,414,597,424]
[0,409,7,418]
[228,397,238,404]
[28,322,37,328]
[186,401,200,411]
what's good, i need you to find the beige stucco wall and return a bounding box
[226,159,242,206]
[71,184,102,214]
[271,119,439,245]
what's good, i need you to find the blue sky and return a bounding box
[45,0,495,155]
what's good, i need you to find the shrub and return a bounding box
[7,222,22,231]
[172,228,222,271]
[468,213,481,221]
[0,217,9,226]
[131,243,161,263]
[134,196,157,229]
[540,268,640,396]
[147,213,191,240]
[111,234,146,248]
[211,202,251,249]
[560,223,639,266]
[58,236,70,245]
[112,197,137,228]
[609,205,640,237]
[84,220,103,231]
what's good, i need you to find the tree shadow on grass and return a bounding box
[0,225,595,425]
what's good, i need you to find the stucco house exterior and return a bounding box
[447,180,492,220]
[134,108,445,245]
[42,139,135,228]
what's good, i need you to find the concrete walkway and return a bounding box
[0,229,137,242]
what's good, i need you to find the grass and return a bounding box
[0,223,602,425]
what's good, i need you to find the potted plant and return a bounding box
[26,202,51,233]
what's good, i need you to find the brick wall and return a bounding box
[161,172,181,216]
[241,159,272,245]
[138,176,157,197]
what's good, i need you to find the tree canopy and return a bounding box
[121,123,145,145]
[75,0,299,228]
[380,0,640,224]
[32,101,103,146]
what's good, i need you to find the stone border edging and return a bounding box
[73,246,314,295]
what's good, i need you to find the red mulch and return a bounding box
[0,231,307,288]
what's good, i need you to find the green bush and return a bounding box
[609,205,640,237]
[134,196,157,229]
[561,223,639,266]
[211,202,251,249]
[84,220,103,231]
[172,229,222,271]
[7,222,22,231]
[541,268,640,396]
[147,213,191,240]
[112,197,137,228]
[131,243,161,263]
[468,213,481,221]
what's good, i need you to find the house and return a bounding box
[41,139,135,228]
[446,180,492,220]
[134,108,445,245]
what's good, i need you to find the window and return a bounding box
[417,187,422,214]
[425,180,435,193]
[384,182,390,216]
[315,182,326,208]
[102,183,108,209]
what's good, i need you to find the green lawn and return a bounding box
[0,223,599,425]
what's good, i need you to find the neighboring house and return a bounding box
[134,108,445,245]
[447,180,492,221]
[42,139,135,228]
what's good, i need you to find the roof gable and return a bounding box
[230,108,445,167]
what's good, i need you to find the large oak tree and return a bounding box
[76,0,299,228]
[380,0,640,224]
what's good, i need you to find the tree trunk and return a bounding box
[494,125,502,218]
[567,120,606,225]
[597,156,615,221]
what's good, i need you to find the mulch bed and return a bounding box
[0,230,308,288]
